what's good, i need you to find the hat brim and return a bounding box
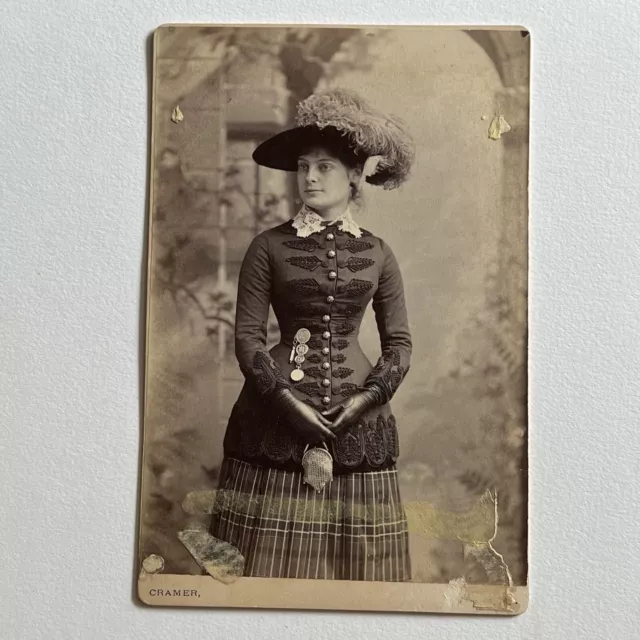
[252,126,366,173]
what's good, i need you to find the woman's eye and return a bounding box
[319,164,330,172]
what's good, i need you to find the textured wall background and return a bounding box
[2,0,640,638]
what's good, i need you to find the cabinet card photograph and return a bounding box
[138,24,530,615]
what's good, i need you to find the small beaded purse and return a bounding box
[301,443,333,492]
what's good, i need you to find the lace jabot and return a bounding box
[291,205,362,239]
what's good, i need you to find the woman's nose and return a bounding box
[306,168,319,184]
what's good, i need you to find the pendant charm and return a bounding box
[290,368,305,382]
[295,328,311,344]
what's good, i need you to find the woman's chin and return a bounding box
[302,197,325,209]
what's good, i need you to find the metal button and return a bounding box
[322,379,331,387]
[322,362,330,370]
[322,314,330,322]
[322,331,331,339]
[327,250,336,258]
[326,233,335,241]
[328,271,337,280]
[326,295,335,303]
[322,347,330,355]
[322,396,331,405]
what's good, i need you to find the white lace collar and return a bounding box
[291,205,362,238]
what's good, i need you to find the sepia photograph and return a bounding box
[138,24,530,614]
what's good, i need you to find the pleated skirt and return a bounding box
[209,457,411,581]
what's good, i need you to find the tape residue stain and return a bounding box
[488,115,511,140]
[178,524,244,585]
[183,489,496,542]
[180,489,516,599]
[171,105,184,123]
[141,554,164,574]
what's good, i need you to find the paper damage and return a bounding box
[444,577,518,614]
[171,105,184,123]
[443,577,467,610]
[488,115,511,140]
[182,489,496,543]
[177,523,244,585]
[141,554,165,574]
[180,487,515,597]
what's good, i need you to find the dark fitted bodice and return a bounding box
[222,219,412,474]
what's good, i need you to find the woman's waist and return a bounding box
[278,319,362,347]
[223,454,397,475]
[224,401,397,470]
[269,338,373,386]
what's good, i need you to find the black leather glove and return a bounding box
[321,387,380,432]
[271,388,336,444]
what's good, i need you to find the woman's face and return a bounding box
[297,147,360,213]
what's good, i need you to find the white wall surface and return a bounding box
[2,1,639,638]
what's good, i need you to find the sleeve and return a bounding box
[363,238,412,404]
[234,233,292,398]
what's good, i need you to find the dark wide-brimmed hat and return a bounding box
[252,89,415,190]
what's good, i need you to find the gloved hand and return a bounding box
[271,388,336,444]
[321,387,380,432]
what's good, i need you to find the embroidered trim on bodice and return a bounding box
[225,207,409,472]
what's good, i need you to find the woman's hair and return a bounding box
[348,176,364,208]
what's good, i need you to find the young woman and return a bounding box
[209,89,415,581]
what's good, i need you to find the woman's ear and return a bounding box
[348,166,363,186]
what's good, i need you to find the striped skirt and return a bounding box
[209,457,411,581]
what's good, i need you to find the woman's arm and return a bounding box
[235,233,291,397]
[363,238,412,403]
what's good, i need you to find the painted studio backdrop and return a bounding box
[141,26,529,585]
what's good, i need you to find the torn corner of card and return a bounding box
[444,577,522,614]
[178,526,245,585]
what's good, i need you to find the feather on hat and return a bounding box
[252,89,415,190]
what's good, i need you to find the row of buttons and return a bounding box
[322,231,337,404]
